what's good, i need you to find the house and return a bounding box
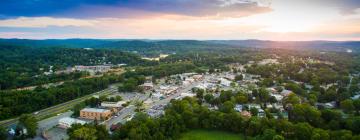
[280,90,293,96]
[234,104,243,112]
[351,94,360,100]
[192,74,204,81]
[270,93,284,101]
[267,88,277,94]
[316,101,336,109]
[180,92,196,98]
[258,108,265,117]
[58,117,86,129]
[80,108,112,120]
[224,74,235,81]
[240,111,252,118]
[139,82,154,91]
[159,86,179,96]
[182,80,191,86]
[152,92,164,100]
[220,78,232,87]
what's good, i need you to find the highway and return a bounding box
[0,85,118,128]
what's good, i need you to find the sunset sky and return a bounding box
[0,0,360,40]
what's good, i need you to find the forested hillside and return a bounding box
[0,45,154,90]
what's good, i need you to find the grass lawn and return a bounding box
[179,129,245,140]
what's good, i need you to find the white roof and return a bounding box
[141,83,154,87]
[280,90,292,95]
[101,101,126,108]
[81,108,110,113]
[59,117,86,125]
[181,93,196,97]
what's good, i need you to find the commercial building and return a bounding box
[80,108,112,120]
[74,65,111,75]
[139,82,154,91]
[101,101,126,112]
[58,117,86,129]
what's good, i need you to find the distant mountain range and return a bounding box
[0,38,359,53]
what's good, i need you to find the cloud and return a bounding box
[0,17,96,28]
[0,0,272,18]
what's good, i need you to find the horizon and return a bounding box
[1,38,360,42]
[0,0,360,41]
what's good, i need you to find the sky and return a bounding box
[0,0,360,41]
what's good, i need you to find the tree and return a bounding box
[353,99,360,114]
[340,99,354,114]
[294,123,313,140]
[204,94,214,104]
[70,127,97,140]
[73,102,86,117]
[220,101,235,113]
[290,104,321,127]
[134,100,144,112]
[250,107,259,116]
[345,117,360,134]
[259,87,270,107]
[196,89,204,100]
[0,126,6,140]
[236,94,248,104]
[311,128,330,140]
[261,129,277,140]
[235,74,243,81]
[272,135,285,140]
[68,124,109,140]
[17,114,38,138]
[321,109,341,123]
[115,95,123,101]
[282,93,300,106]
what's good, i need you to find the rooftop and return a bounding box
[81,108,110,113]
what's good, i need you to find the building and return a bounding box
[101,101,126,112]
[139,82,154,91]
[220,78,232,87]
[159,86,179,96]
[80,108,112,120]
[241,111,252,118]
[101,101,126,108]
[280,90,293,96]
[192,75,204,81]
[58,117,86,129]
[180,92,196,98]
[74,65,111,75]
[234,104,243,112]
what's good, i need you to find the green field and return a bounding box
[179,129,245,140]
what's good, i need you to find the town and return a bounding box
[2,56,354,140]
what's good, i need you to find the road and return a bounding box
[104,76,208,130]
[0,85,118,128]
[104,93,149,130]
[33,111,73,140]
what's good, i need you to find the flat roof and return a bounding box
[81,108,110,113]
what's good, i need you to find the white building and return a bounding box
[220,78,232,87]
[270,93,284,101]
[234,104,243,112]
[58,117,86,129]
[74,65,111,75]
[139,82,154,91]
[101,101,127,108]
[180,92,196,98]
[280,90,293,96]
